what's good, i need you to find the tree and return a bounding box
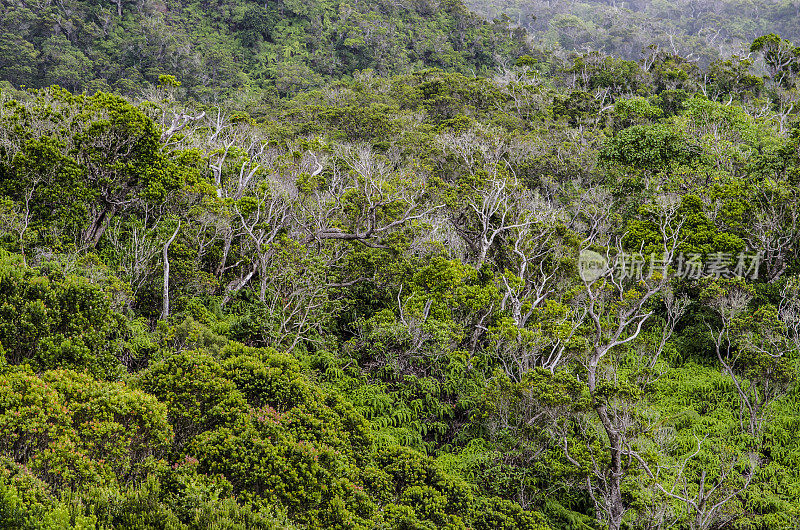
[160,219,181,319]
[0,251,128,379]
[560,200,684,530]
[750,34,800,89]
[298,144,443,248]
[0,88,180,250]
[743,180,799,282]
[0,369,172,490]
[456,172,541,266]
[629,432,755,530]
[703,280,796,439]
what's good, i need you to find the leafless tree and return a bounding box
[254,242,332,352]
[706,283,795,439]
[0,181,37,265]
[160,110,206,147]
[565,201,683,530]
[298,144,444,248]
[779,280,800,352]
[160,220,181,320]
[106,217,162,299]
[452,170,540,266]
[744,186,799,283]
[626,435,755,530]
[227,179,293,304]
[490,198,583,376]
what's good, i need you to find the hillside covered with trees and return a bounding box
[2,0,800,529]
[0,0,528,99]
[466,0,800,65]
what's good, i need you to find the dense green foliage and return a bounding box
[3,1,800,528]
[0,0,528,99]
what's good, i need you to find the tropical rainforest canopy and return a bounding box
[2,0,800,529]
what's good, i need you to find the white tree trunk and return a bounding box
[161,221,181,320]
